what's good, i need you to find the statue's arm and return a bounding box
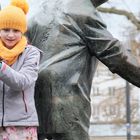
[83,12,140,87]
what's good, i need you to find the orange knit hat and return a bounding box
[0,0,29,33]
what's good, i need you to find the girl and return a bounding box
[0,0,41,139]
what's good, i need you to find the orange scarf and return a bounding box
[0,36,27,65]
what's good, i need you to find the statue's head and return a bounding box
[91,0,108,7]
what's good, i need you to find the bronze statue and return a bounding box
[27,0,140,140]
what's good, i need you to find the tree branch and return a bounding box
[97,7,140,30]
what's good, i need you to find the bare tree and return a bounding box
[97,6,140,30]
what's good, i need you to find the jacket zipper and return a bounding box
[1,84,5,127]
[22,91,28,112]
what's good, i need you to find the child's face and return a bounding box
[0,28,22,49]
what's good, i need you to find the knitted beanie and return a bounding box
[0,0,29,33]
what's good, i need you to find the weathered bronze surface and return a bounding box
[27,0,140,139]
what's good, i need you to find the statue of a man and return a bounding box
[27,0,140,140]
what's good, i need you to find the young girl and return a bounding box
[0,0,41,139]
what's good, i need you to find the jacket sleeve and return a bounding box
[64,0,140,87]
[85,19,140,87]
[0,48,41,91]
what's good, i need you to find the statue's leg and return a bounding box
[38,135,53,140]
[48,89,91,140]
[51,130,90,140]
[38,134,47,140]
[35,74,52,140]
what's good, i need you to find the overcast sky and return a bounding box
[100,0,140,41]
